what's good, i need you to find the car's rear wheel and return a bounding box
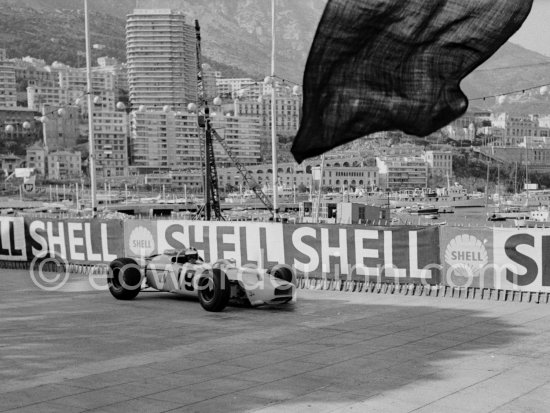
[108,258,142,300]
[197,269,230,312]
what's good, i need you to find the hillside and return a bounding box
[0,0,324,81]
[1,0,550,113]
[463,42,550,113]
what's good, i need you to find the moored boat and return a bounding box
[389,183,486,209]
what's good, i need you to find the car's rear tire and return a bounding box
[108,258,142,300]
[197,269,230,312]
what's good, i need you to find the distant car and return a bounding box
[107,248,295,312]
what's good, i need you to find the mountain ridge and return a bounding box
[1,0,550,112]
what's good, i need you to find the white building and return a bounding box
[126,9,197,111]
[233,92,301,135]
[0,154,23,176]
[27,143,81,180]
[23,57,123,112]
[130,110,201,171]
[313,165,379,190]
[27,83,68,110]
[41,104,80,151]
[217,161,312,191]
[216,78,263,98]
[95,59,128,104]
[93,110,129,179]
[58,68,115,91]
[0,58,17,108]
[492,113,539,146]
[47,150,82,180]
[376,156,428,190]
[171,170,203,190]
[210,114,262,166]
[11,59,55,84]
[26,144,46,176]
[423,150,453,178]
[378,144,424,157]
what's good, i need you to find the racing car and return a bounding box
[107,248,295,312]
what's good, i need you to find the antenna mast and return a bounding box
[194,20,222,220]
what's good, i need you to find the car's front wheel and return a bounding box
[270,265,295,284]
[108,258,142,300]
[197,269,230,312]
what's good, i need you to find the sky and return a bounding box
[510,0,550,57]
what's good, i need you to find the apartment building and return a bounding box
[233,92,301,135]
[423,150,453,178]
[492,113,539,146]
[27,82,68,110]
[210,114,262,166]
[376,156,428,190]
[26,144,46,176]
[130,110,201,170]
[216,78,262,98]
[93,110,129,179]
[0,154,22,176]
[47,150,82,180]
[0,55,17,108]
[40,104,80,151]
[126,9,197,111]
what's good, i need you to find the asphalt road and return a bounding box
[1,270,550,412]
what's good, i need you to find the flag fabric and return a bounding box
[291,0,533,163]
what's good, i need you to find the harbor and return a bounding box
[3,184,545,229]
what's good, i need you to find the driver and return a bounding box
[184,248,199,264]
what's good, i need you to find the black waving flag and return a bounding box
[291,0,533,163]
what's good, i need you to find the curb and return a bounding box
[295,277,549,304]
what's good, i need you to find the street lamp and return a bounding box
[1,121,31,139]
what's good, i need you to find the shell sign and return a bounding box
[128,225,156,257]
[445,234,489,278]
[440,228,494,288]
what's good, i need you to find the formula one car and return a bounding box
[107,248,295,312]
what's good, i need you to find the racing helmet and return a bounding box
[184,248,199,261]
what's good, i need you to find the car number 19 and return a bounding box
[179,268,195,292]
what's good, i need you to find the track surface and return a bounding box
[1,270,550,412]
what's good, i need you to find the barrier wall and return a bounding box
[123,220,441,283]
[0,217,26,261]
[492,228,550,293]
[2,214,550,295]
[440,226,550,293]
[0,216,124,264]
